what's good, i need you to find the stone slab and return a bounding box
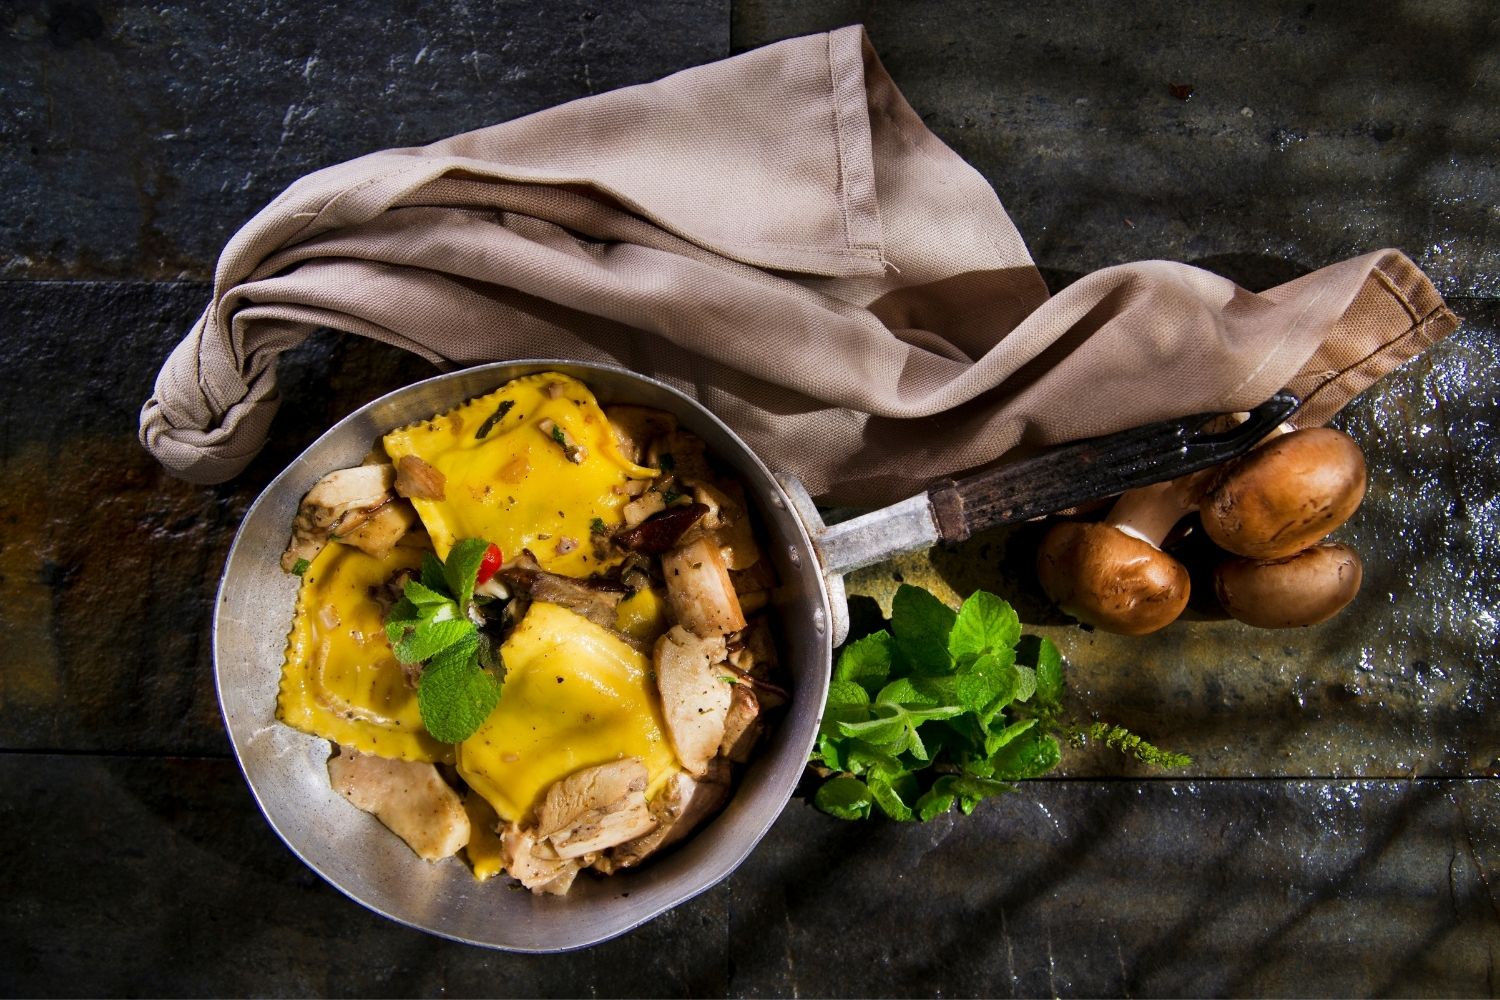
[1,754,1496,996]
[733,0,1500,300]
[0,0,729,279]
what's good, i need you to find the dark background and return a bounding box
[2,1,1497,995]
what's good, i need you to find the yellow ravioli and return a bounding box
[381,373,657,577]
[457,602,680,824]
[277,542,450,763]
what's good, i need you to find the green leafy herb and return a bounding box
[811,584,1190,822]
[291,558,311,576]
[589,517,608,536]
[384,537,503,743]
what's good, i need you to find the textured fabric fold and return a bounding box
[139,26,1458,505]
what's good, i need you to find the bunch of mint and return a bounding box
[812,584,1187,822]
[385,538,501,744]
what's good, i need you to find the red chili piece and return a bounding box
[476,543,504,584]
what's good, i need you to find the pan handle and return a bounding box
[926,393,1299,543]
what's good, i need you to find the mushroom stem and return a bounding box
[1104,469,1215,548]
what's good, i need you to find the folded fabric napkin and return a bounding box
[140,26,1458,506]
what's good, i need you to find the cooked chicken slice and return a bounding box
[534,758,658,860]
[719,683,762,763]
[327,749,470,862]
[655,626,733,776]
[598,760,732,872]
[282,464,396,572]
[339,499,418,560]
[622,488,667,528]
[605,405,678,466]
[662,536,747,638]
[501,823,583,895]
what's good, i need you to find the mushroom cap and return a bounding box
[1213,541,1363,628]
[1035,521,1191,635]
[1199,427,1367,560]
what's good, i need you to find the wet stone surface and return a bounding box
[2,0,1497,994]
[0,0,728,279]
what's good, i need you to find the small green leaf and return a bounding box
[401,580,452,608]
[954,652,1014,718]
[418,645,499,743]
[949,590,1021,661]
[394,618,475,665]
[420,553,447,594]
[984,717,1036,756]
[836,712,907,745]
[443,538,491,609]
[1012,664,1038,704]
[987,729,1062,781]
[814,775,873,820]
[826,679,872,710]
[833,630,894,695]
[890,585,957,676]
[875,677,941,708]
[291,558,311,576]
[867,772,914,821]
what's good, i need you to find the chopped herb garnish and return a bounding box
[590,517,608,535]
[550,424,567,446]
[473,399,515,440]
[661,489,683,504]
[291,558,311,576]
[658,452,676,472]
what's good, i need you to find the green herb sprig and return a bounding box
[811,584,1188,822]
[385,538,501,743]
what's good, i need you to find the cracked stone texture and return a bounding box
[2,0,1498,993]
[0,0,728,279]
[2,756,1496,996]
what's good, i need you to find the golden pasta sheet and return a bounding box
[382,373,658,577]
[277,541,451,763]
[457,601,680,824]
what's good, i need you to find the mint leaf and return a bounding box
[394,617,474,665]
[420,553,447,594]
[833,630,894,695]
[418,640,499,743]
[875,677,941,708]
[1023,636,1065,709]
[401,580,452,608]
[984,717,1036,756]
[867,772,914,821]
[443,537,491,609]
[1012,663,1038,704]
[814,775,873,820]
[826,679,872,710]
[890,585,956,676]
[986,729,1062,781]
[949,590,1021,662]
[954,651,1015,719]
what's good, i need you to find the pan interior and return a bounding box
[214,360,832,952]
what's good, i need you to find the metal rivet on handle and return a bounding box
[813,608,826,634]
[787,547,801,568]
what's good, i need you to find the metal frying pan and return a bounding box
[213,358,1294,951]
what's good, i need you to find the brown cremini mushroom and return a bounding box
[1213,541,1363,628]
[1035,474,1208,635]
[1199,427,1367,560]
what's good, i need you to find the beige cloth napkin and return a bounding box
[140,27,1458,506]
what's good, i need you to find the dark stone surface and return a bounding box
[1,0,1497,993]
[734,0,1500,300]
[0,0,728,279]
[2,755,1497,996]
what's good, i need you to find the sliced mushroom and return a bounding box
[1200,427,1367,560]
[534,758,658,860]
[647,430,713,484]
[598,760,732,872]
[662,535,747,638]
[682,479,761,571]
[1214,542,1364,628]
[1035,473,1208,635]
[605,404,678,466]
[394,454,447,501]
[719,684,762,763]
[327,749,470,862]
[622,488,668,529]
[282,464,396,572]
[615,503,708,554]
[501,823,582,895]
[339,500,418,560]
[499,551,626,632]
[655,626,733,776]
